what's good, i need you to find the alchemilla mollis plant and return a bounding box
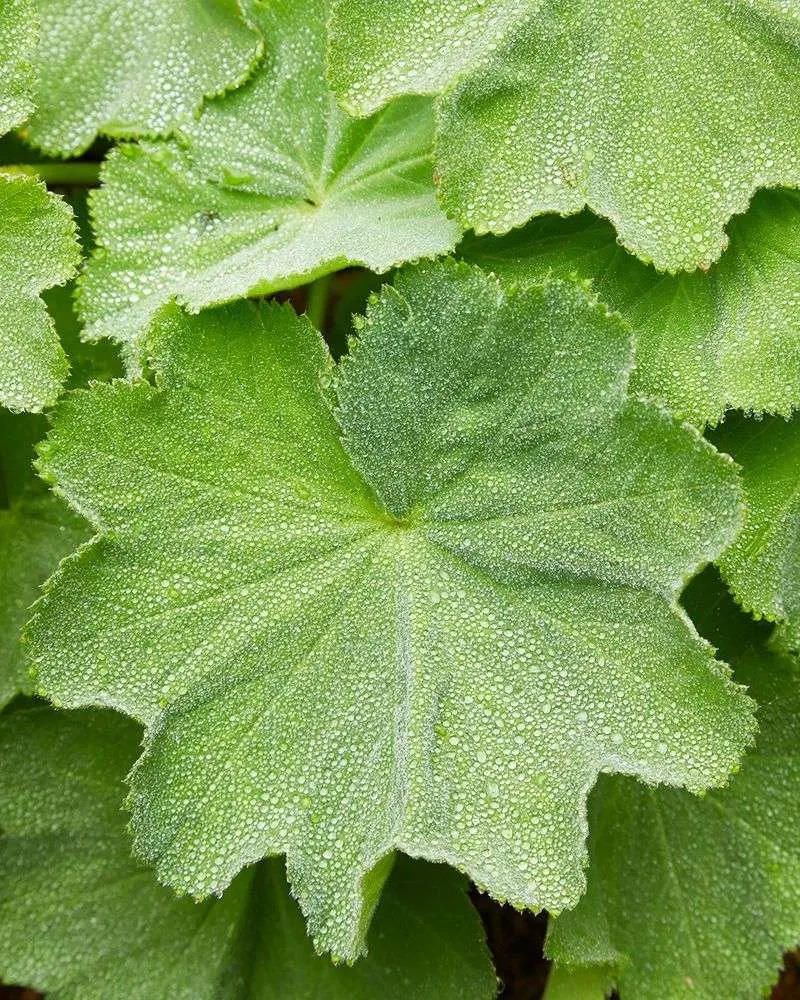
[0,1,799,998]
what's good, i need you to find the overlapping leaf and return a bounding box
[1,211,116,708]
[0,704,497,999]
[462,190,800,426]
[712,413,800,646]
[79,0,459,361]
[28,262,754,959]
[0,411,87,708]
[544,964,614,1000]
[545,578,800,1000]
[329,0,800,271]
[0,0,36,135]
[0,174,80,411]
[25,0,262,156]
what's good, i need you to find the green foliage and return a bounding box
[330,0,800,271]
[544,964,614,1000]
[1,2,799,996]
[28,262,753,961]
[26,0,262,156]
[462,190,800,426]
[0,0,36,135]
[712,414,800,645]
[0,704,497,999]
[545,580,800,1000]
[0,175,80,411]
[0,411,87,707]
[79,0,458,361]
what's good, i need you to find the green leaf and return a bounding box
[0,0,36,136]
[29,261,754,960]
[543,963,614,1000]
[25,0,262,156]
[328,269,386,359]
[680,566,774,667]
[79,0,459,361]
[712,413,800,645]
[0,174,80,412]
[0,411,88,708]
[42,192,125,390]
[0,705,498,1000]
[546,581,800,1000]
[329,0,800,271]
[45,280,124,390]
[461,190,800,426]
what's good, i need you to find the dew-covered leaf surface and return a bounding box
[0,175,80,412]
[0,412,88,708]
[25,0,262,156]
[79,0,458,361]
[545,579,800,1000]
[329,0,800,271]
[29,261,754,960]
[1,245,113,707]
[0,705,497,1000]
[0,0,36,136]
[462,190,800,426]
[712,413,800,645]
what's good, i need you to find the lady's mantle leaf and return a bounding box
[712,413,800,646]
[25,0,262,156]
[329,0,800,271]
[0,0,36,135]
[546,581,800,1000]
[1,268,112,708]
[0,174,80,412]
[462,190,800,426]
[79,0,459,360]
[29,262,754,960]
[543,964,614,1000]
[0,705,497,1000]
[0,411,88,708]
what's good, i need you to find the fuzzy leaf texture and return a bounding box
[80,0,459,360]
[712,413,800,647]
[0,705,497,999]
[25,0,262,156]
[28,262,754,960]
[0,175,80,411]
[544,964,615,1000]
[462,190,800,426]
[0,0,36,135]
[329,0,800,271]
[545,578,800,1000]
[0,412,88,707]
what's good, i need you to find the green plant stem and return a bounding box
[0,162,101,186]
[306,273,334,331]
